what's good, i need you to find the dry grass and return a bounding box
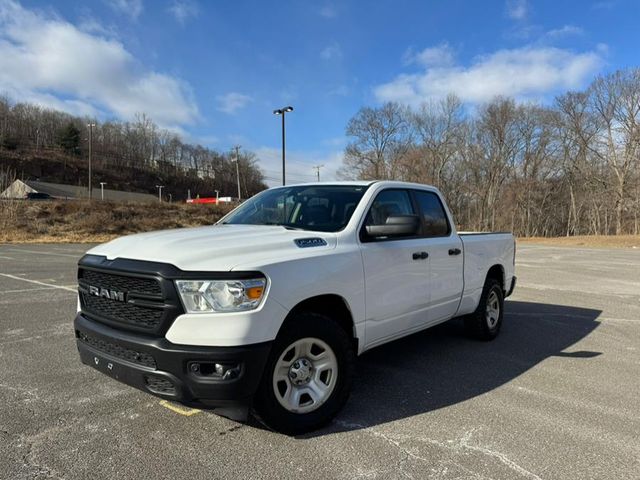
[518,235,640,249]
[0,200,234,243]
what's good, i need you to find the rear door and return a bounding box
[359,189,432,347]
[412,190,463,323]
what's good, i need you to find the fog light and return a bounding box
[188,361,241,380]
[220,364,240,380]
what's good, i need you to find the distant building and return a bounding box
[186,196,234,204]
[0,180,157,203]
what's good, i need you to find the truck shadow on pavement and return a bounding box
[305,300,602,437]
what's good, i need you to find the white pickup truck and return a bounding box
[74,181,516,434]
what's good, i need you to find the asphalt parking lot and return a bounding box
[1,243,639,480]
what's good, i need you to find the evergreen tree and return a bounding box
[57,122,81,154]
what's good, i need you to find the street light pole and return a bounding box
[214,189,219,203]
[87,123,96,200]
[312,164,324,182]
[232,145,241,201]
[155,185,164,203]
[100,182,106,201]
[273,106,293,185]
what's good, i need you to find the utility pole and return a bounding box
[155,185,164,203]
[273,106,293,185]
[87,123,96,200]
[312,164,324,182]
[214,189,219,204]
[232,145,241,201]
[100,182,107,201]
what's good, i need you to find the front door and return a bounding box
[359,189,431,347]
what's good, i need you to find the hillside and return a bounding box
[0,97,267,201]
[0,148,242,200]
[0,199,233,243]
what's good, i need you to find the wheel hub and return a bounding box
[288,358,313,385]
[273,337,338,414]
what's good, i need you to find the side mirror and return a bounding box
[365,215,420,238]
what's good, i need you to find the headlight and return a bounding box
[175,278,266,313]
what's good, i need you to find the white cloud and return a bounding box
[216,92,253,114]
[167,0,199,25]
[374,46,604,105]
[0,0,198,127]
[545,25,584,39]
[254,147,344,187]
[506,0,528,20]
[105,0,143,20]
[320,42,342,60]
[403,43,455,67]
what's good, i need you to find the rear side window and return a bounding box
[364,189,415,226]
[413,191,450,237]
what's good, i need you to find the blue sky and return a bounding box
[1,0,638,184]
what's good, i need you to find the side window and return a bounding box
[364,189,415,226]
[413,191,450,237]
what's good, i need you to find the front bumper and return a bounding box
[74,313,271,418]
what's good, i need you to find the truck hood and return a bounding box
[86,224,337,272]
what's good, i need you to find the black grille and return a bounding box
[79,269,161,296]
[144,375,176,395]
[77,331,156,369]
[77,267,178,333]
[81,294,163,329]
[77,257,186,336]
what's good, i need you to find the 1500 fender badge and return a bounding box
[294,238,328,248]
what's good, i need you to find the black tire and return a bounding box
[464,278,504,341]
[252,312,355,435]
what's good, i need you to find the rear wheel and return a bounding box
[464,278,504,341]
[253,312,354,435]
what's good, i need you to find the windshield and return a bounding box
[221,185,369,232]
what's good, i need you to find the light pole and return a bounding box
[214,189,219,203]
[312,164,324,182]
[100,182,107,201]
[232,145,241,201]
[87,123,96,200]
[273,106,293,185]
[155,185,164,203]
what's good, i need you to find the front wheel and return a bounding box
[252,312,354,435]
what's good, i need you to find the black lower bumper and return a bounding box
[506,276,517,297]
[74,313,271,418]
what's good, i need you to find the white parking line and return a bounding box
[0,286,63,294]
[0,273,77,292]
[6,248,79,258]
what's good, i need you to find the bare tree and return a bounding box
[340,102,411,180]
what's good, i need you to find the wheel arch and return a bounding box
[486,264,506,292]
[279,294,359,353]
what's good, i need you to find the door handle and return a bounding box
[448,248,462,256]
[412,251,429,260]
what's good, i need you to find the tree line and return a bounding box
[341,68,640,236]
[0,96,266,199]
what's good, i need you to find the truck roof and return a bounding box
[272,180,438,189]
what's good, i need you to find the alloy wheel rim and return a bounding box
[272,337,338,414]
[485,290,500,329]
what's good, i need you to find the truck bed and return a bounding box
[456,231,516,315]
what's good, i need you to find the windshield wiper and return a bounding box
[260,222,307,231]
[282,225,307,231]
